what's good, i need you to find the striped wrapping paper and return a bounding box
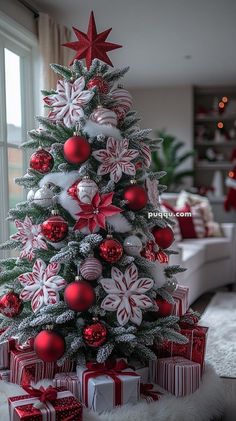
[0,329,15,369]
[150,357,200,397]
[53,372,80,398]
[172,285,189,317]
[8,390,83,421]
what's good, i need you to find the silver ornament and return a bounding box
[27,189,36,201]
[123,235,143,256]
[77,177,98,203]
[166,276,178,292]
[33,185,54,208]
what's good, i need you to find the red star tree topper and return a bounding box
[63,11,122,68]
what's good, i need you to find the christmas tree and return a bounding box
[0,12,187,367]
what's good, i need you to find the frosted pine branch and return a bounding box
[96,343,114,363]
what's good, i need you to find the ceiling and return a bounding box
[32,0,236,88]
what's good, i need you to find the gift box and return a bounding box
[0,369,11,381]
[140,383,164,403]
[150,357,201,397]
[53,372,80,399]
[157,325,208,373]
[10,349,75,385]
[172,285,189,317]
[8,386,83,420]
[77,360,140,412]
[128,360,149,383]
[0,329,15,369]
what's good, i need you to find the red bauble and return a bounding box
[123,184,148,211]
[34,330,65,362]
[155,297,173,317]
[63,135,91,164]
[99,237,123,263]
[41,214,68,242]
[0,291,23,318]
[87,76,109,94]
[155,250,169,264]
[64,279,95,312]
[83,321,107,347]
[152,225,174,249]
[29,149,54,174]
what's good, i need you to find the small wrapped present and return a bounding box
[0,329,15,369]
[77,359,140,412]
[172,285,189,317]
[8,385,83,420]
[128,360,149,383]
[151,357,201,397]
[0,369,11,381]
[140,383,164,403]
[10,349,75,385]
[53,372,80,399]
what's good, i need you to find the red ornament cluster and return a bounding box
[0,291,23,318]
[29,149,54,174]
[34,330,65,362]
[63,135,91,165]
[83,321,107,347]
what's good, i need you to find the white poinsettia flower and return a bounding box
[18,258,67,313]
[100,263,154,326]
[44,77,94,127]
[92,137,139,182]
[11,216,47,261]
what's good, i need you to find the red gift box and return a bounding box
[0,329,15,369]
[10,349,75,385]
[172,285,189,317]
[8,387,83,420]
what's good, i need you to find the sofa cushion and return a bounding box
[176,243,206,274]
[179,237,231,263]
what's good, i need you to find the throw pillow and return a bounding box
[161,203,182,242]
[163,202,206,239]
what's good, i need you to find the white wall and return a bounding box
[130,85,194,187]
[0,0,36,34]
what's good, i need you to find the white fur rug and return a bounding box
[200,292,236,377]
[0,364,224,421]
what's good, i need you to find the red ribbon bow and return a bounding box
[24,385,58,403]
[140,383,161,401]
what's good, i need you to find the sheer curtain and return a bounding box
[38,13,72,91]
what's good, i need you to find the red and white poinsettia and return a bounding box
[92,137,139,182]
[11,216,47,261]
[74,192,122,233]
[43,77,94,128]
[18,259,67,313]
[100,263,154,326]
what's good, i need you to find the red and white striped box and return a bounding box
[0,369,11,381]
[172,285,189,317]
[150,357,200,397]
[0,329,15,369]
[53,372,80,399]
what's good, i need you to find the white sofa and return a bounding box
[161,194,236,305]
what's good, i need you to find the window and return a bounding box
[0,13,37,251]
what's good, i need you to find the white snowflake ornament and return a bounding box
[11,216,47,261]
[92,137,139,182]
[44,77,94,128]
[100,263,154,326]
[18,259,67,313]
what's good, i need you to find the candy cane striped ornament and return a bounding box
[80,257,103,281]
[90,106,117,126]
[111,87,133,114]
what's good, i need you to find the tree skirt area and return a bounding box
[0,364,224,421]
[200,292,236,377]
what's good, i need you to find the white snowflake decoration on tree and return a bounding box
[18,259,67,313]
[92,137,139,182]
[43,77,94,128]
[11,216,47,261]
[100,263,154,326]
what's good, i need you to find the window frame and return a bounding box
[0,12,38,249]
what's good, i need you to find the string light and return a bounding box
[219,101,225,109]
[222,96,228,103]
[217,122,224,129]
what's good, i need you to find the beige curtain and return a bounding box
[38,13,72,91]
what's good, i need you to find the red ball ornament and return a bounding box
[63,135,91,164]
[83,321,107,347]
[123,184,148,211]
[42,212,68,243]
[99,237,123,263]
[29,149,54,174]
[155,297,174,317]
[64,279,95,312]
[87,76,109,94]
[0,291,23,318]
[152,225,174,249]
[34,330,65,362]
